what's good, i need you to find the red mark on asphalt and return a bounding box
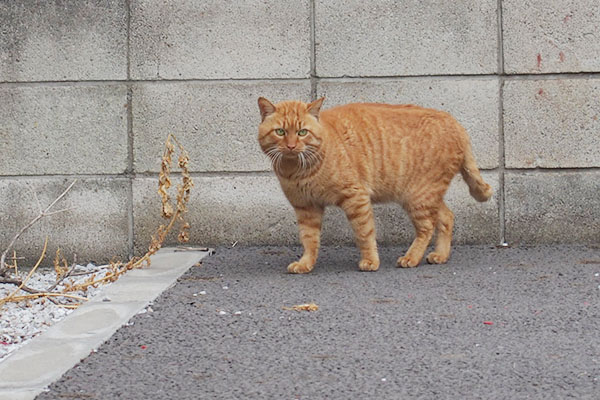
[559,51,565,62]
[140,345,147,350]
[483,321,494,325]
[538,88,544,96]
[564,14,572,23]
[536,53,542,69]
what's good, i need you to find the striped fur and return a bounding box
[258,97,492,273]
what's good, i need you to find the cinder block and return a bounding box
[503,0,600,74]
[0,178,130,266]
[504,79,600,168]
[132,80,311,173]
[133,171,499,254]
[0,0,127,82]
[318,78,499,169]
[132,175,298,254]
[0,85,128,175]
[315,0,498,77]
[505,171,600,244]
[130,0,311,79]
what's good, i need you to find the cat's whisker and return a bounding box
[275,152,284,174]
[265,147,285,173]
[302,147,322,171]
[265,147,279,160]
[302,151,313,170]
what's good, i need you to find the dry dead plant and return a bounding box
[0,134,193,309]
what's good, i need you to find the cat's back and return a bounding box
[320,102,463,144]
[321,102,458,134]
[316,102,468,200]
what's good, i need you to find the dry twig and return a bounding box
[61,134,194,294]
[0,180,76,276]
[0,134,193,309]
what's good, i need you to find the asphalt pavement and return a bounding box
[38,245,600,399]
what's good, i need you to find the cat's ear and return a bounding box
[307,97,325,120]
[258,97,276,122]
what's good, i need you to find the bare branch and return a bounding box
[44,180,77,215]
[43,207,76,217]
[0,277,43,294]
[0,180,77,276]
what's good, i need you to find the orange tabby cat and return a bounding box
[257,97,492,273]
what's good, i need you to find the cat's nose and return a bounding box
[287,143,296,150]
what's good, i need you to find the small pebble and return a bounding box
[219,311,228,315]
[199,290,206,295]
[234,311,242,315]
[0,262,110,362]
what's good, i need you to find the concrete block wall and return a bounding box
[1,1,599,264]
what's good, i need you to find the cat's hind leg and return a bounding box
[426,202,454,264]
[288,206,324,274]
[397,204,437,268]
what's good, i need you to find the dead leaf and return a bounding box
[283,303,319,312]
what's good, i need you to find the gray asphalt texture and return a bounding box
[38,245,600,400]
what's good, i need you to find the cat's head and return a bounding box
[257,97,325,173]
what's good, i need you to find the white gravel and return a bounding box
[0,263,111,363]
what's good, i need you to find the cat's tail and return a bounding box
[460,145,493,202]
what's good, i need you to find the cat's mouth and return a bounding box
[282,149,301,157]
[265,146,322,173]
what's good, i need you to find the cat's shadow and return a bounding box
[252,246,435,276]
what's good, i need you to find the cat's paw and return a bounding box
[426,252,449,264]
[358,259,379,272]
[287,261,314,274]
[397,255,421,268]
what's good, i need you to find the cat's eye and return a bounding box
[297,129,309,137]
[275,128,286,136]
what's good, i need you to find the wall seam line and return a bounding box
[309,0,317,101]
[497,0,507,245]
[2,167,600,181]
[126,0,135,258]
[3,72,600,88]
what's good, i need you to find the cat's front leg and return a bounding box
[340,193,379,272]
[288,205,324,274]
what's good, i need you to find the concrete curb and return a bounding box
[0,247,212,400]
